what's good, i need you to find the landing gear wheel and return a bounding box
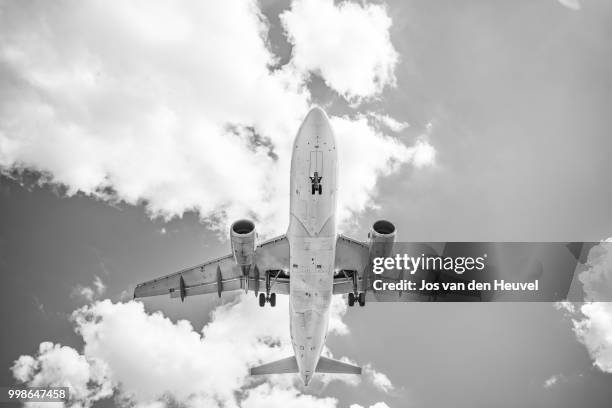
[348,292,355,307]
[311,185,316,195]
[269,293,276,307]
[318,185,322,195]
[259,293,266,307]
[358,292,366,307]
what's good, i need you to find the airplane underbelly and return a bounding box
[286,106,338,381]
[288,237,334,374]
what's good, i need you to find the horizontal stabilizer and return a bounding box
[250,356,298,375]
[315,357,362,374]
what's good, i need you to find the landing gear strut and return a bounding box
[346,270,366,307]
[258,271,277,307]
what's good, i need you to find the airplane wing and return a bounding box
[333,236,483,301]
[134,235,290,301]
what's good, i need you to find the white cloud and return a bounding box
[350,403,390,408]
[12,293,390,407]
[554,301,576,315]
[93,276,107,295]
[577,241,612,302]
[72,286,96,302]
[73,296,291,404]
[543,374,562,388]
[281,0,398,103]
[0,0,306,236]
[328,295,349,336]
[333,116,435,225]
[557,0,582,11]
[364,364,394,393]
[572,302,612,372]
[369,113,410,133]
[72,276,107,302]
[411,139,436,168]
[11,342,114,408]
[0,0,430,237]
[242,383,337,408]
[557,240,612,373]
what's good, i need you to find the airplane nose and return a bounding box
[304,106,328,125]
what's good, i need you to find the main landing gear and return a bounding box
[259,292,276,307]
[345,270,365,307]
[348,292,365,307]
[258,270,276,307]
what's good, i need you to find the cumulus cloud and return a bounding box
[557,240,612,373]
[333,115,435,223]
[0,0,307,236]
[12,342,114,408]
[281,0,398,103]
[241,383,337,408]
[0,0,427,237]
[328,295,350,336]
[572,302,612,372]
[12,293,390,407]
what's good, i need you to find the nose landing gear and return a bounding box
[310,172,322,195]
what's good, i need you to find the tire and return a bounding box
[259,293,266,307]
[311,185,315,195]
[348,292,355,307]
[358,292,366,307]
[270,293,276,307]
[318,185,322,195]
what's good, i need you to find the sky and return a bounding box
[1,0,612,407]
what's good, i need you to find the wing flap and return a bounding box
[169,277,244,298]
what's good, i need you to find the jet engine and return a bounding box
[368,220,396,260]
[230,219,256,272]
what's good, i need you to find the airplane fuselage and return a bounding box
[287,107,338,386]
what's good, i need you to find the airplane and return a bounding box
[134,106,399,386]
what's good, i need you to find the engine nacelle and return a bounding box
[368,220,396,260]
[230,219,256,269]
